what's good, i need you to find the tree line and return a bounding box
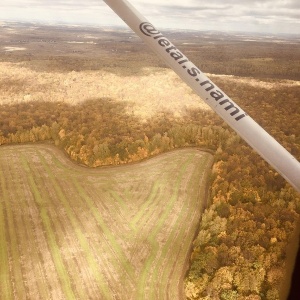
[0,97,230,166]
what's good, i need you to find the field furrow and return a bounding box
[0,162,14,300]
[37,152,113,299]
[136,153,196,299]
[70,178,136,290]
[159,155,212,299]
[14,153,68,300]
[1,160,28,299]
[20,155,77,299]
[37,153,130,299]
[7,167,50,300]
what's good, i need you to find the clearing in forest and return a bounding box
[0,144,212,300]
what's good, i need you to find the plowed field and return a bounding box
[0,144,212,300]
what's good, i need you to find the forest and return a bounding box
[0,77,299,299]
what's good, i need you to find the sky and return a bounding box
[0,0,299,35]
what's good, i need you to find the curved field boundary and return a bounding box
[0,144,213,299]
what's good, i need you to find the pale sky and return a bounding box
[0,0,299,35]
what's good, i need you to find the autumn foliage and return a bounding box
[0,78,299,300]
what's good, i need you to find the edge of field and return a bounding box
[0,142,214,299]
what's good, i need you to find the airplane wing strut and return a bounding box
[104,0,300,193]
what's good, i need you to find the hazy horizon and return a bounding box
[0,0,299,35]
